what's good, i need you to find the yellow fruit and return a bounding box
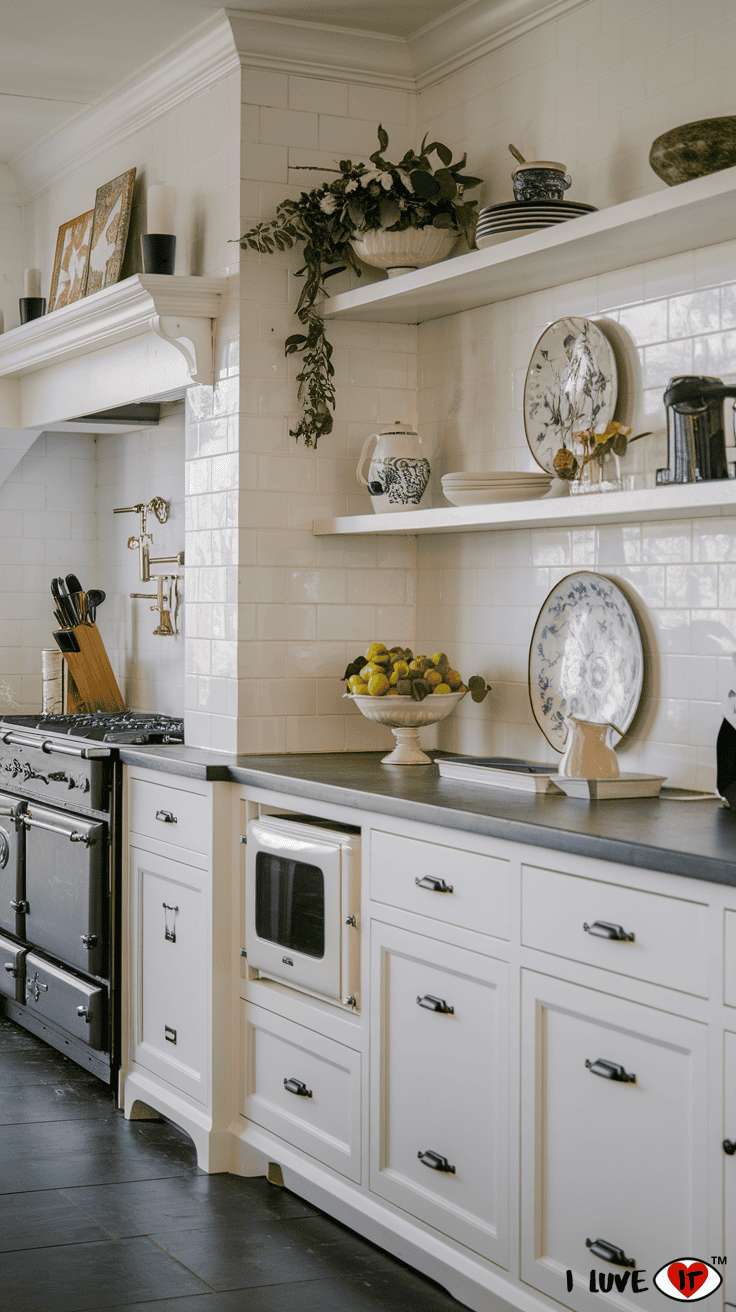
[425,669,443,686]
[391,660,409,678]
[365,642,387,661]
[446,669,463,690]
[433,683,452,694]
[348,675,366,692]
[408,658,429,673]
[354,684,370,695]
[386,688,399,695]
[431,652,448,666]
[360,662,381,682]
[368,672,390,696]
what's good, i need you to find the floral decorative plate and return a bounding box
[523,317,617,474]
[528,571,644,752]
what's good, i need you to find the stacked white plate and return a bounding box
[475,199,597,248]
[442,470,552,505]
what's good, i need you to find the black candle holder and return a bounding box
[19,297,46,323]
[141,234,176,275]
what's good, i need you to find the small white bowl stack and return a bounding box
[442,470,552,506]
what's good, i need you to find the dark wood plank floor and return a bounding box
[0,1015,464,1312]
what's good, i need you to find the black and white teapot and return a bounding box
[356,421,431,514]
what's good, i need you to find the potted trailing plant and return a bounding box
[238,125,481,447]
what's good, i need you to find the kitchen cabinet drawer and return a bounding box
[370,828,510,940]
[521,863,709,997]
[24,952,106,1049]
[725,1032,736,1305]
[370,921,508,1265]
[241,1001,361,1183]
[520,971,708,1312]
[128,775,210,858]
[130,846,209,1104]
[725,912,736,1007]
[0,935,26,1003]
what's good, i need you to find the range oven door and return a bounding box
[0,935,27,1004]
[245,817,345,1001]
[0,792,25,938]
[22,805,106,976]
[24,952,105,1049]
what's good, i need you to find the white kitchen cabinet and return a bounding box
[520,970,709,1312]
[121,766,236,1173]
[371,827,510,940]
[129,844,208,1104]
[369,918,508,1266]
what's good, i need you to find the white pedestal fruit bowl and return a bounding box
[344,689,467,764]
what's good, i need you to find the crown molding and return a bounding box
[13,13,240,203]
[227,11,414,87]
[410,0,593,89]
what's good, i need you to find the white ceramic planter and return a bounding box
[350,227,458,277]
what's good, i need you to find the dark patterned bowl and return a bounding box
[650,116,736,186]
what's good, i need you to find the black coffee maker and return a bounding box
[658,375,736,484]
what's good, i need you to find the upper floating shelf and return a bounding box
[0,274,227,431]
[323,167,736,324]
[312,481,736,536]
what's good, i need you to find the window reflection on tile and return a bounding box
[668,289,720,339]
[642,519,692,563]
[598,523,642,566]
[694,518,736,562]
[618,300,668,345]
[666,563,718,608]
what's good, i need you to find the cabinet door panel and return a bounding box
[371,829,510,940]
[370,921,508,1265]
[241,1001,361,1183]
[130,846,209,1105]
[520,971,708,1312]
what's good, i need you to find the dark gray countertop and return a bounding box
[120,745,736,888]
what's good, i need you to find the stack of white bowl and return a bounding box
[442,470,553,505]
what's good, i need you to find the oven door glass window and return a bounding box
[255,852,325,958]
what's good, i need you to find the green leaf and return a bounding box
[432,213,456,229]
[285,333,307,347]
[377,124,389,152]
[435,143,453,166]
[468,675,491,704]
[410,169,441,198]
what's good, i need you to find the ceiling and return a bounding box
[0,0,465,167]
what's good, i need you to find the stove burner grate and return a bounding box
[0,710,184,745]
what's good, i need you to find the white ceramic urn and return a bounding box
[356,422,431,514]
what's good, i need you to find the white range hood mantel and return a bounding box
[0,274,227,431]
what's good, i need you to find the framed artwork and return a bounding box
[86,166,136,296]
[48,209,94,312]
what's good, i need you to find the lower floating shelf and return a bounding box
[312,481,736,536]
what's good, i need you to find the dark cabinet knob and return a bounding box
[585,1058,636,1083]
[586,1238,635,1268]
[418,1150,455,1173]
[416,994,454,1014]
[724,1139,736,1155]
[156,809,177,824]
[583,920,634,941]
[415,876,453,893]
[284,1078,312,1098]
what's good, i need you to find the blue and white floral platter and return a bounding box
[528,571,644,751]
[523,317,617,474]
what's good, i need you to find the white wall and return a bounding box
[0,163,23,332]
[413,0,736,790]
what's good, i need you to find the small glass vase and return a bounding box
[569,449,623,495]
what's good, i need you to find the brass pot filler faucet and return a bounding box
[113,497,184,636]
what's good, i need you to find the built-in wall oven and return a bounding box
[0,711,183,1083]
[245,814,361,1010]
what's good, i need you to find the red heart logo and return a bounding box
[667,1263,709,1297]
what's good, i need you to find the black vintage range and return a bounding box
[0,711,183,1084]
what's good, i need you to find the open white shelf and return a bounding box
[312,481,736,536]
[323,166,736,324]
[0,273,227,430]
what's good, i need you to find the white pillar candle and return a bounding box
[24,268,42,298]
[147,184,175,235]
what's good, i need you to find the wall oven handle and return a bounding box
[22,814,98,846]
[1,731,110,759]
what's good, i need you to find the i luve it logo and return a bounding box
[653,1259,723,1301]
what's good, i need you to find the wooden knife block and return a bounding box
[54,624,125,713]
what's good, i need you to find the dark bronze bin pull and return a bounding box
[415,876,453,893]
[284,1078,312,1098]
[163,903,179,942]
[585,1058,636,1083]
[417,994,454,1014]
[724,1139,736,1155]
[156,809,177,824]
[583,920,634,941]
[418,1150,455,1173]
[586,1238,635,1268]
